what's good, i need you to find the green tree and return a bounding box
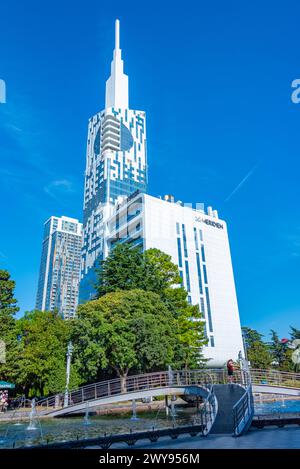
[290,326,300,340]
[96,244,145,296]
[242,327,272,369]
[72,290,177,391]
[95,246,207,369]
[0,270,19,338]
[16,310,80,396]
[0,270,20,384]
[97,246,182,297]
[268,329,292,371]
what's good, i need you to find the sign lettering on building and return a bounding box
[195,216,224,229]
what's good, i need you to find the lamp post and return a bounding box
[64,342,73,407]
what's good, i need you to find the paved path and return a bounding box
[112,426,300,449]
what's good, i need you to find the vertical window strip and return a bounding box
[204,322,208,342]
[185,260,191,292]
[205,286,213,333]
[176,222,180,235]
[199,229,203,242]
[196,253,203,294]
[203,264,208,284]
[201,244,206,263]
[200,296,205,314]
[210,336,215,347]
[182,224,188,258]
[193,227,199,251]
[177,238,183,268]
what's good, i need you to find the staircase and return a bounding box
[210,384,245,434]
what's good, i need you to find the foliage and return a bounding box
[97,245,207,364]
[97,245,182,296]
[268,329,293,371]
[15,310,80,396]
[0,269,19,338]
[242,327,273,369]
[290,326,300,341]
[96,244,145,296]
[72,290,177,389]
[0,270,20,384]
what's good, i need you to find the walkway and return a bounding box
[112,426,300,449]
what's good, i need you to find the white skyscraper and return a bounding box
[36,216,83,319]
[79,19,244,366]
[80,20,147,301]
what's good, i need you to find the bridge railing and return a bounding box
[232,370,254,436]
[200,384,218,436]
[250,369,300,388]
[37,369,214,411]
[37,367,300,413]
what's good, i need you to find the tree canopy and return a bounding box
[72,289,177,390]
[97,245,182,297]
[15,310,80,396]
[96,245,207,367]
[242,327,273,369]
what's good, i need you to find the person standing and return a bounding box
[227,359,235,384]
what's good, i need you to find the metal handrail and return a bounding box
[232,370,254,436]
[36,368,300,414]
[199,385,218,436]
[250,369,300,388]
[36,369,216,411]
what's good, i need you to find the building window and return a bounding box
[182,224,188,258]
[199,229,203,242]
[201,245,206,263]
[193,227,199,251]
[204,322,208,342]
[177,238,183,268]
[185,260,191,292]
[203,264,208,285]
[210,336,215,347]
[196,253,203,294]
[176,222,180,235]
[199,296,205,314]
[188,295,192,304]
[205,287,213,333]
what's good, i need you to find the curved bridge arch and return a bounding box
[47,385,209,417]
[38,370,214,417]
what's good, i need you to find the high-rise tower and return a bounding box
[36,216,83,319]
[80,20,147,301]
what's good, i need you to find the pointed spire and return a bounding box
[115,19,120,50]
[105,19,129,110]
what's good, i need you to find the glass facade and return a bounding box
[36,217,82,319]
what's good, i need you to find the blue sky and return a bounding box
[0,0,299,339]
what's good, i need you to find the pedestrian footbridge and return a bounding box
[36,368,300,437]
[37,371,213,418]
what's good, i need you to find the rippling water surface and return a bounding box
[0,405,197,448]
